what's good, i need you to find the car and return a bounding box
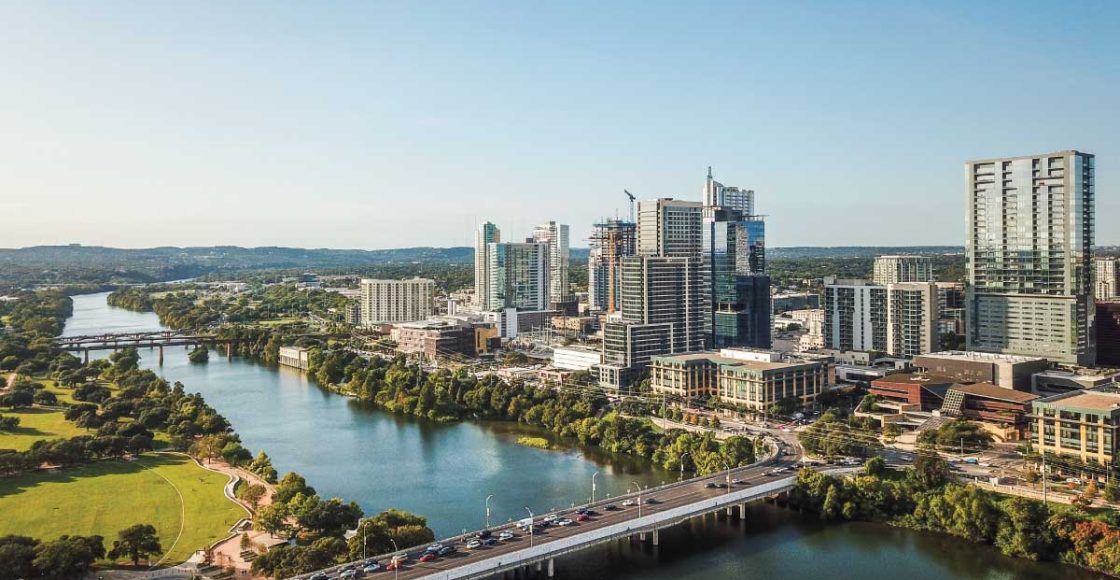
[585,509,599,516]
[644,497,657,504]
[576,513,590,522]
[731,478,742,485]
[385,562,401,571]
[764,471,776,476]
[481,537,497,545]
[605,504,619,511]
[704,482,717,489]
[419,553,437,563]
[339,570,357,579]
[425,543,444,553]
[478,529,493,539]
[576,508,588,515]
[437,546,456,556]
[362,564,381,574]
[465,539,482,549]
[555,518,574,526]
[310,574,329,580]
[714,482,728,488]
[622,499,636,507]
[499,530,515,541]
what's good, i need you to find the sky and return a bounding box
[1,0,1118,250]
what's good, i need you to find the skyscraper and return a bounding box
[636,198,704,257]
[1096,257,1120,301]
[532,221,572,310]
[486,242,549,311]
[873,255,934,285]
[588,219,636,313]
[359,278,435,324]
[703,169,770,349]
[966,150,1095,365]
[823,278,939,357]
[474,222,500,308]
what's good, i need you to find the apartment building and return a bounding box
[359,278,435,325]
[823,279,887,352]
[487,242,550,311]
[474,222,501,308]
[636,198,704,257]
[966,150,1096,366]
[886,282,939,357]
[1097,258,1120,301]
[873,255,934,285]
[532,221,572,309]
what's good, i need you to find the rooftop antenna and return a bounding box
[624,189,636,222]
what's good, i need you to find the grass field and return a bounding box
[0,407,91,451]
[0,453,246,564]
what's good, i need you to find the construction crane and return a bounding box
[624,189,636,222]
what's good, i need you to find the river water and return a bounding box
[64,292,1105,580]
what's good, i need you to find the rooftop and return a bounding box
[1038,389,1120,413]
[916,351,1047,364]
[651,352,808,371]
[950,382,1039,403]
[871,372,958,387]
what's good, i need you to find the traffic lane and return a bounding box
[392,463,799,578]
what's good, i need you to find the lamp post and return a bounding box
[724,463,732,500]
[591,471,599,504]
[680,452,691,481]
[633,481,642,519]
[524,507,535,547]
[389,538,400,580]
[485,494,494,529]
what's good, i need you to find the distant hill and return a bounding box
[769,246,965,259]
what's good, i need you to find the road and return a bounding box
[303,451,803,580]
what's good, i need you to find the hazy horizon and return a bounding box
[3,1,1117,249]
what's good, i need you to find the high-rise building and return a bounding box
[703,166,754,216]
[486,242,549,311]
[873,255,934,285]
[966,150,1095,365]
[705,201,770,349]
[532,221,572,309]
[1096,302,1120,367]
[823,279,887,352]
[598,255,709,389]
[588,219,636,313]
[359,278,435,325]
[886,282,940,357]
[1096,257,1120,301]
[636,198,704,257]
[474,222,501,308]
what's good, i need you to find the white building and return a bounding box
[552,346,603,371]
[475,222,501,308]
[360,278,435,325]
[872,255,933,285]
[532,221,571,306]
[1096,257,1119,300]
[278,346,310,370]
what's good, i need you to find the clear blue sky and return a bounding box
[2,0,1117,249]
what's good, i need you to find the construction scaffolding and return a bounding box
[589,219,637,314]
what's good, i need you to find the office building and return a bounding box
[360,278,435,324]
[395,318,498,359]
[873,255,934,285]
[474,222,501,308]
[912,351,1047,391]
[486,242,549,311]
[703,166,754,216]
[941,383,1039,441]
[649,348,830,411]
[1097,258,1120,301]
[532,221,572,310]
[966,150,1095,365]
[588,219,636,313]
[636,198,704,257]
[1033,388,1120,467]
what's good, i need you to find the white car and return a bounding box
[555,518,574,526]
[362,564,381,574]
[498,530,515,541]
[465,539,482,549]
[622,499,636,507]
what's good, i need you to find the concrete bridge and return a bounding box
[54,330,348,363]
[298,453,823,580]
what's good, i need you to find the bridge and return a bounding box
[54,330,349,363]
[297,451,831,580]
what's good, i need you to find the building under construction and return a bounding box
[588,219,636,313]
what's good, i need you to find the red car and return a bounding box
[576,513,590,522]
[386,562,402,571]
[419,553,437,563]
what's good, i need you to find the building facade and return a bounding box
[649,349,830,411]
[360,278,435,324]
[532,221,571,309]
[886,282,939,357]
[1098,302,1120,367]
[705,206,770,350]
[1097,258,1120,301]
[872,255,934,285]
[966,150,1096,365]
[588,219,636,313]
[486,242,549,311]
[1033,389,1120,467]
[636,198,704,257]
[474,222,501,308]
[823,279,887,352]
[278,346,310,370]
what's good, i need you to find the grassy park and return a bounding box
[0,407,90,451]
[0,453,246,564]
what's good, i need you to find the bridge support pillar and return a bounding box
[547,558,554,578]
[739,503,747,519]
[83,350,89,365]
[227,343,233,360]
[638,531,646,542]
[158,345,164,366]
[536,561,542,573]
[652,528,660,546]
[726,506,733,517]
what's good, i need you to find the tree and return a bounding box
[256,504,292,537]
[0,535,40,580]
[882,423,902,445]
[995,497,1052,560]
[244,484,267,511]
[32,390,58,406]
[864,456,886,477]
[273,472,316,505]
[1103,482,1120,503]
[107,524,162,566]
[33,535,104,579]
[911,452,950,490]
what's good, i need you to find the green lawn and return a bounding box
[0,453,246,565]
[0,407,91,451]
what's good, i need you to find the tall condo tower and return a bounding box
[474,222,501,308]
[965,150,1095,365]
[532,221,572,311]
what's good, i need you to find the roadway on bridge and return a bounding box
[315,452,803,580]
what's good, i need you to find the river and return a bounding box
[64,292,1105,580]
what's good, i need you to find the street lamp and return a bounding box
[389,538,400,580]
[633,481,642,518]
[724,463,732,499]
[591,471,599,504]
[485,494,494,529]
[524,507,535,547]
[680,452,691,481]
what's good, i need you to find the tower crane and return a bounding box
[624,190,636,222]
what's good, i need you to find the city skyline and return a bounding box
[2,1,1118,249]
